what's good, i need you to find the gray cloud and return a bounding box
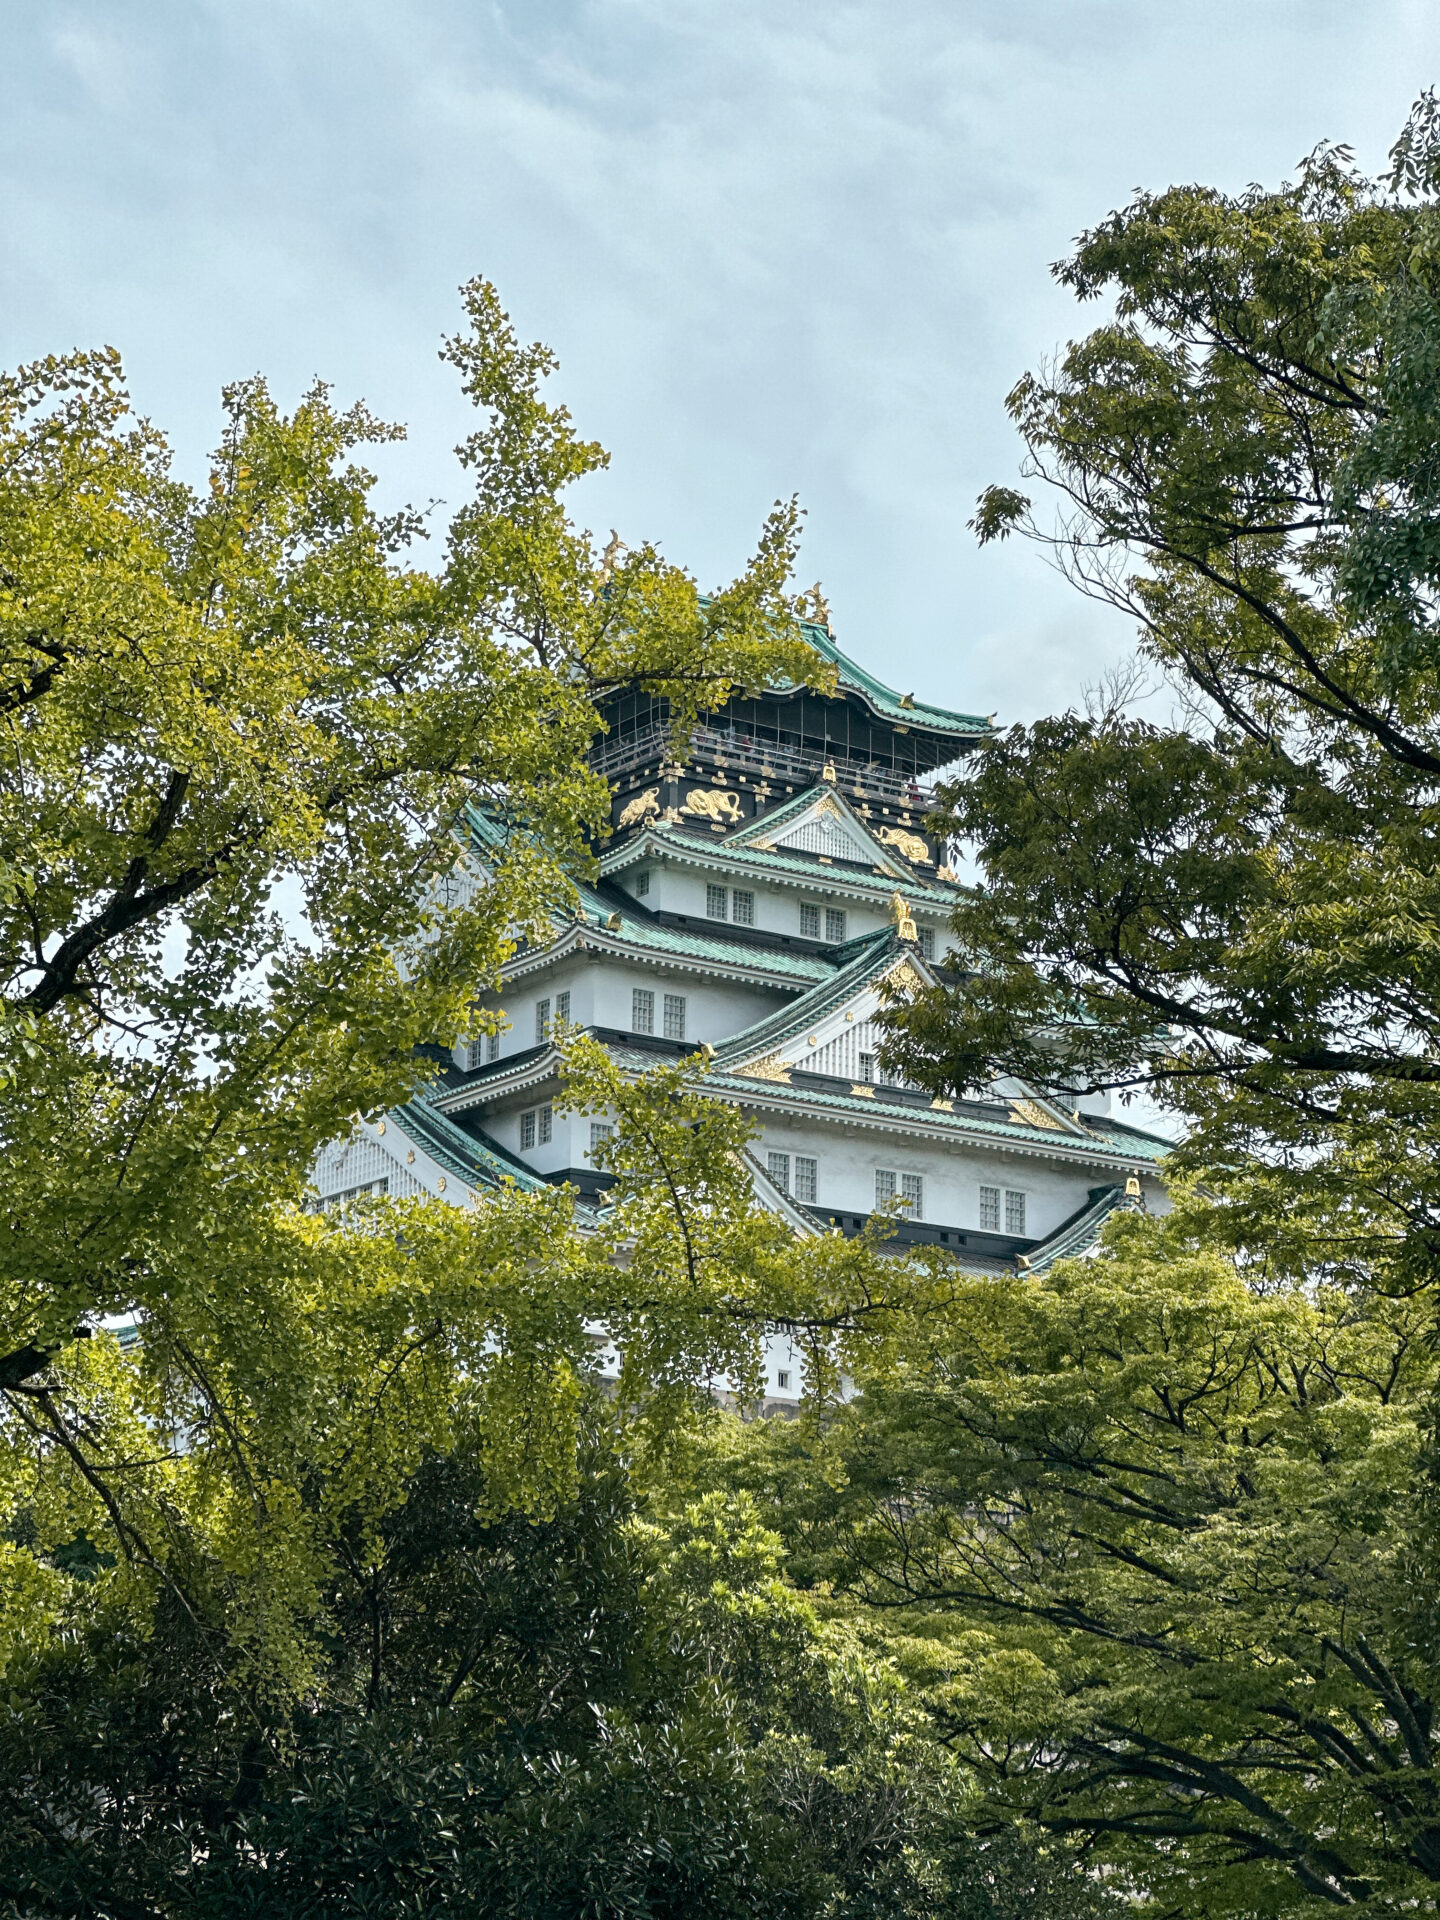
[4,0,1437,720]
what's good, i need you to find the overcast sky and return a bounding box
[3,2,1437,725]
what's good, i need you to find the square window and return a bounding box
[776,1370,792,1391]
[875,1168,897,1207]
[800,903,821,938]
[901,1172,924,1217]
[979,1185,1001,1231]
[535,998,551,1044]
[919,927,935,960]
[825,908,847,943]
[487,1030,500,1063]
[767,1150,791,1193]
[555,990,570,1027]
[632,988,655,1034]
[589,1121,614,1157]
[795,1155,817,1204]
[1005,1189,1027,1235]
[858,1051,875,1083]
[663,993,687,1040]
[538,1105,553,1146]
[706,883,728,920]
[636,870,650,897]
[731,889,754,926]
[521,1110,536,1150]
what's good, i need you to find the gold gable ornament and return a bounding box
[618,786,661,830]
[877,824,932,865]
[821,758,837,783]
[737,1052,792,1083]
[889,892,919,943]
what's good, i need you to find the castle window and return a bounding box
[636,870,650,896]
[800,903,821,938]
[731,889,754,926]
[538,1105,553,1145]
[776,1369,792,1391]
[706,883,728,920]
[589,1121,613,1158]
[521,1110,536,1149]
[858,1052,875,1083]
[487,1031,500,1063]
[825,908,847,943]
[663,993,687,1040]
[876,1169,924,1218]
[535,998,551,1044]
[1005,1189,1027,1235]
[980,1185,1000,1231]
[919,927,935,960]
[555,990,570,1027]
[632,988,655,1035]
[465,1036,485,1071]
[795,1155,817,1204]
[767,1150,790,1193]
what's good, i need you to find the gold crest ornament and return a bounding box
[889,893,918,942]
[876,824,932,864]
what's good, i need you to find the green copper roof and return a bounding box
[390,1082,551,1194]
[709,929,908,1069]
[703,1065,1174,1163]
[794,620,992,740]
[601,825,959,907]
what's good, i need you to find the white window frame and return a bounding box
[632,988,654,1034]
[706,883,728,920]
[731,888,754,926]
[555,989,570,1027]
[794,1155,817,1204]
[876,1167,924,1218]
[535,998,551,1044]
[663,993,687,1041]
[800,903,821,938]
[766,1150,791,1193]
[825,907,847,943]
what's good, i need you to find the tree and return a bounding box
[880,96,1440,1290]
[0,1408,1027,1919]
[723,1211,1440,1914]
[0,280,829,1690]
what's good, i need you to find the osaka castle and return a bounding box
[312,621,1170,1400]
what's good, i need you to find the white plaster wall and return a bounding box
[751,1112,1164,1236]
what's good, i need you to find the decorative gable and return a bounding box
[734,952,930,1085]
[759,791,897,867]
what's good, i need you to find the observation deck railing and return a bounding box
[588,721,947,810]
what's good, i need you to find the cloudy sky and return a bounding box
[3,2,1437,724]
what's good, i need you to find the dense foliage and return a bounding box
[881,95,1440,1293]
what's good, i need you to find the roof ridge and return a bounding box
[711,929,904,1067]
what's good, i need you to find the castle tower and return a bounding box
[311,622,1169,1401]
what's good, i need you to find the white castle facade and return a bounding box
[312,625,1170,1401]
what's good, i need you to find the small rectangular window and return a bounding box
[875,1168,897,1206]
[538,1105,553,1146]
[767,1150,791,1193]
[776,1369,792,1391]
[663,993,687,1040]
[731,889,754,926]
[589,1121,614,1157]
[901,1172,924,1217]
[487,1030,501,1063]
[800,903,821,938]
[633,988,654,1034]
[636,870,650,896]
[794,1155,817,1204]
[535,998,551,1044]
[1005,1189,1027,1235]
[979,1185,1001,1231]
[555,990,570,1027]
[825,908,847,943]
[706,883,728,920]
[521,1110,537,1150]
[858,1052,875,1083]
[919,927,935,960]
[465,1037,484,1071]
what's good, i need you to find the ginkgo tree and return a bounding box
[0,276,839,1695]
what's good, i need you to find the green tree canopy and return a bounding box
[881,96,1440,1288]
